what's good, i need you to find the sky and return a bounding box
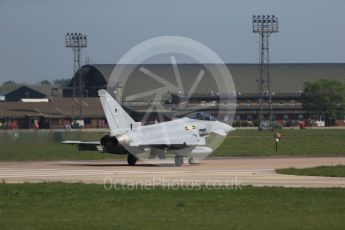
[0,0,345,84]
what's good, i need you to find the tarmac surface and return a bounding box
[0,157,345,188]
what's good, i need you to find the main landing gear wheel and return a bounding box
[188,157,195,165]
[174,155,184,167]
[127,154,138,166]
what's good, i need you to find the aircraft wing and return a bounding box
[62,141,101,145]
[62,141,103,151]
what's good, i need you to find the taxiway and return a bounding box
[0,157,344,188]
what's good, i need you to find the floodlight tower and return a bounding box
[252,15,279,130]
[65,33,87,120]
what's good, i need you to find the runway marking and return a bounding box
[0,168,275,178]
[114,169,275,175]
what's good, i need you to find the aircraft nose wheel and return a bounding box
[174,155,184,167]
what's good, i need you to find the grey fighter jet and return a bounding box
[63,89,235,166]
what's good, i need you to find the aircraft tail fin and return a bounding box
[98,89,135,131]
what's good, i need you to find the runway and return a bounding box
[0,157,345,188]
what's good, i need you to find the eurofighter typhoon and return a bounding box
[63,89,235,166]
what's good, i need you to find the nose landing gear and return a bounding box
[174,155,184,167]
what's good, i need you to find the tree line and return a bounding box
[303,79,345,125]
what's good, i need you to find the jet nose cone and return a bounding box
[224,124,236,133]
[211,122,236,136]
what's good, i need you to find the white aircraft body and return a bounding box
[63,89,235,166]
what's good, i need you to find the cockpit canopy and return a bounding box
[188,112,217,121]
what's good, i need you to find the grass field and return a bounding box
[213,128,345,157]
[1,129,345,161]
[0,183,344,230]
[277,165,345,177]
[0,131,124,161]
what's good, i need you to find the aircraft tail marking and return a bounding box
[98,89,135,131]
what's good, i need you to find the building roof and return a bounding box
[4,85,62,101]
[4,85,47,102]
[28,85,56,96]
[70,63,345,97]
[0,97,104,119]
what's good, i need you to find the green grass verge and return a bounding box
[0,131,125,161]
[1,129,345,161]
[213,129,345,157]
[277,165,345,177]
[0,183,344,230]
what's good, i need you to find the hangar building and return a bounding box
[1,63,345,129]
